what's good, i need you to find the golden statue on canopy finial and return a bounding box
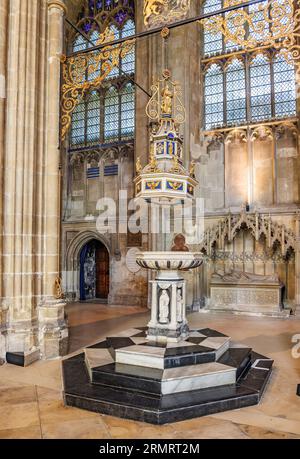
[161,83,173,116]
[136,157,142,175]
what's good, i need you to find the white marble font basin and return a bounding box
[136,251,203,271]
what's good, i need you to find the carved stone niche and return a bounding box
[210,270,286,316]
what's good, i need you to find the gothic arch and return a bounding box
[65,230,111,300]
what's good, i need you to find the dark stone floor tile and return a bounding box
[187,337,208,345]
[88,340,109,349]
[198,328,228,338]
[254,360,274,370]
[106,337,135,350]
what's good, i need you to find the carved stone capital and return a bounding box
[47,0,67,15]
[275,122,298,140]
[225,129,247,144]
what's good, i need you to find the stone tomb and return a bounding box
[62,327,273,425]
[210,271,286,316]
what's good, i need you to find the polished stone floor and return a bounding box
[0,302,300,439]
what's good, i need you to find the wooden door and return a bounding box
[95,243,109,299]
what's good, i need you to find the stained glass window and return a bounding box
[77,0,135,35]
[273,54,296,118]
[250,54,272,122]
[226,59,246,125]
[204,64,224,129]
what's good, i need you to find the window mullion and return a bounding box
[245,54,251,123]
[119,89,122,142]
[270,53,276,118]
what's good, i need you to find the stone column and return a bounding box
[38,0,68,359]
[149,280,158,327]
[2,0,42,353]
[0,0,68,361]
[294,214,300,315]
[0,0,8,362]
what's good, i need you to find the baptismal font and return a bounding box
[134,68,202,343]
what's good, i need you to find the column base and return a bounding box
[38,299,69,359]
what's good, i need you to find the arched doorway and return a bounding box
[79,240,109,301]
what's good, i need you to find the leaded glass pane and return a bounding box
[203,0,223,56]
[226,59,246,125]
[121,83,135,139]
[248,1,269,43]
[250,54,272,122]
[224,11,243,52]
[104,87,119,142]
[274,54,296,118]
[121,19,135,38]
[71,101,85,145]
[204,64,224,129]
[86,91,101,144]
[87,31,101,82]
[73,35,88,53]
[106,24,121,79]
[121,19,135,74]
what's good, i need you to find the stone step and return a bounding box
[199,307,291,319]
[84,347,114,380]
[62,352,273,425]
[115,337,231,370]
[217,347,252,380]
[91,361,236,395]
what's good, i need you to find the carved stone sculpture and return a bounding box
[159,290,170,323]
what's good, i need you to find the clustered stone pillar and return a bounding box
[295,214,300,316]
[0,0,68,362]
[0,0,8,361]
[38,0,68,359]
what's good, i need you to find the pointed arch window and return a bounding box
[250,54,272,122]
[226,59,246,125]
[204,64,224,130]
[68,1,135,149]
[201,3,297,130]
